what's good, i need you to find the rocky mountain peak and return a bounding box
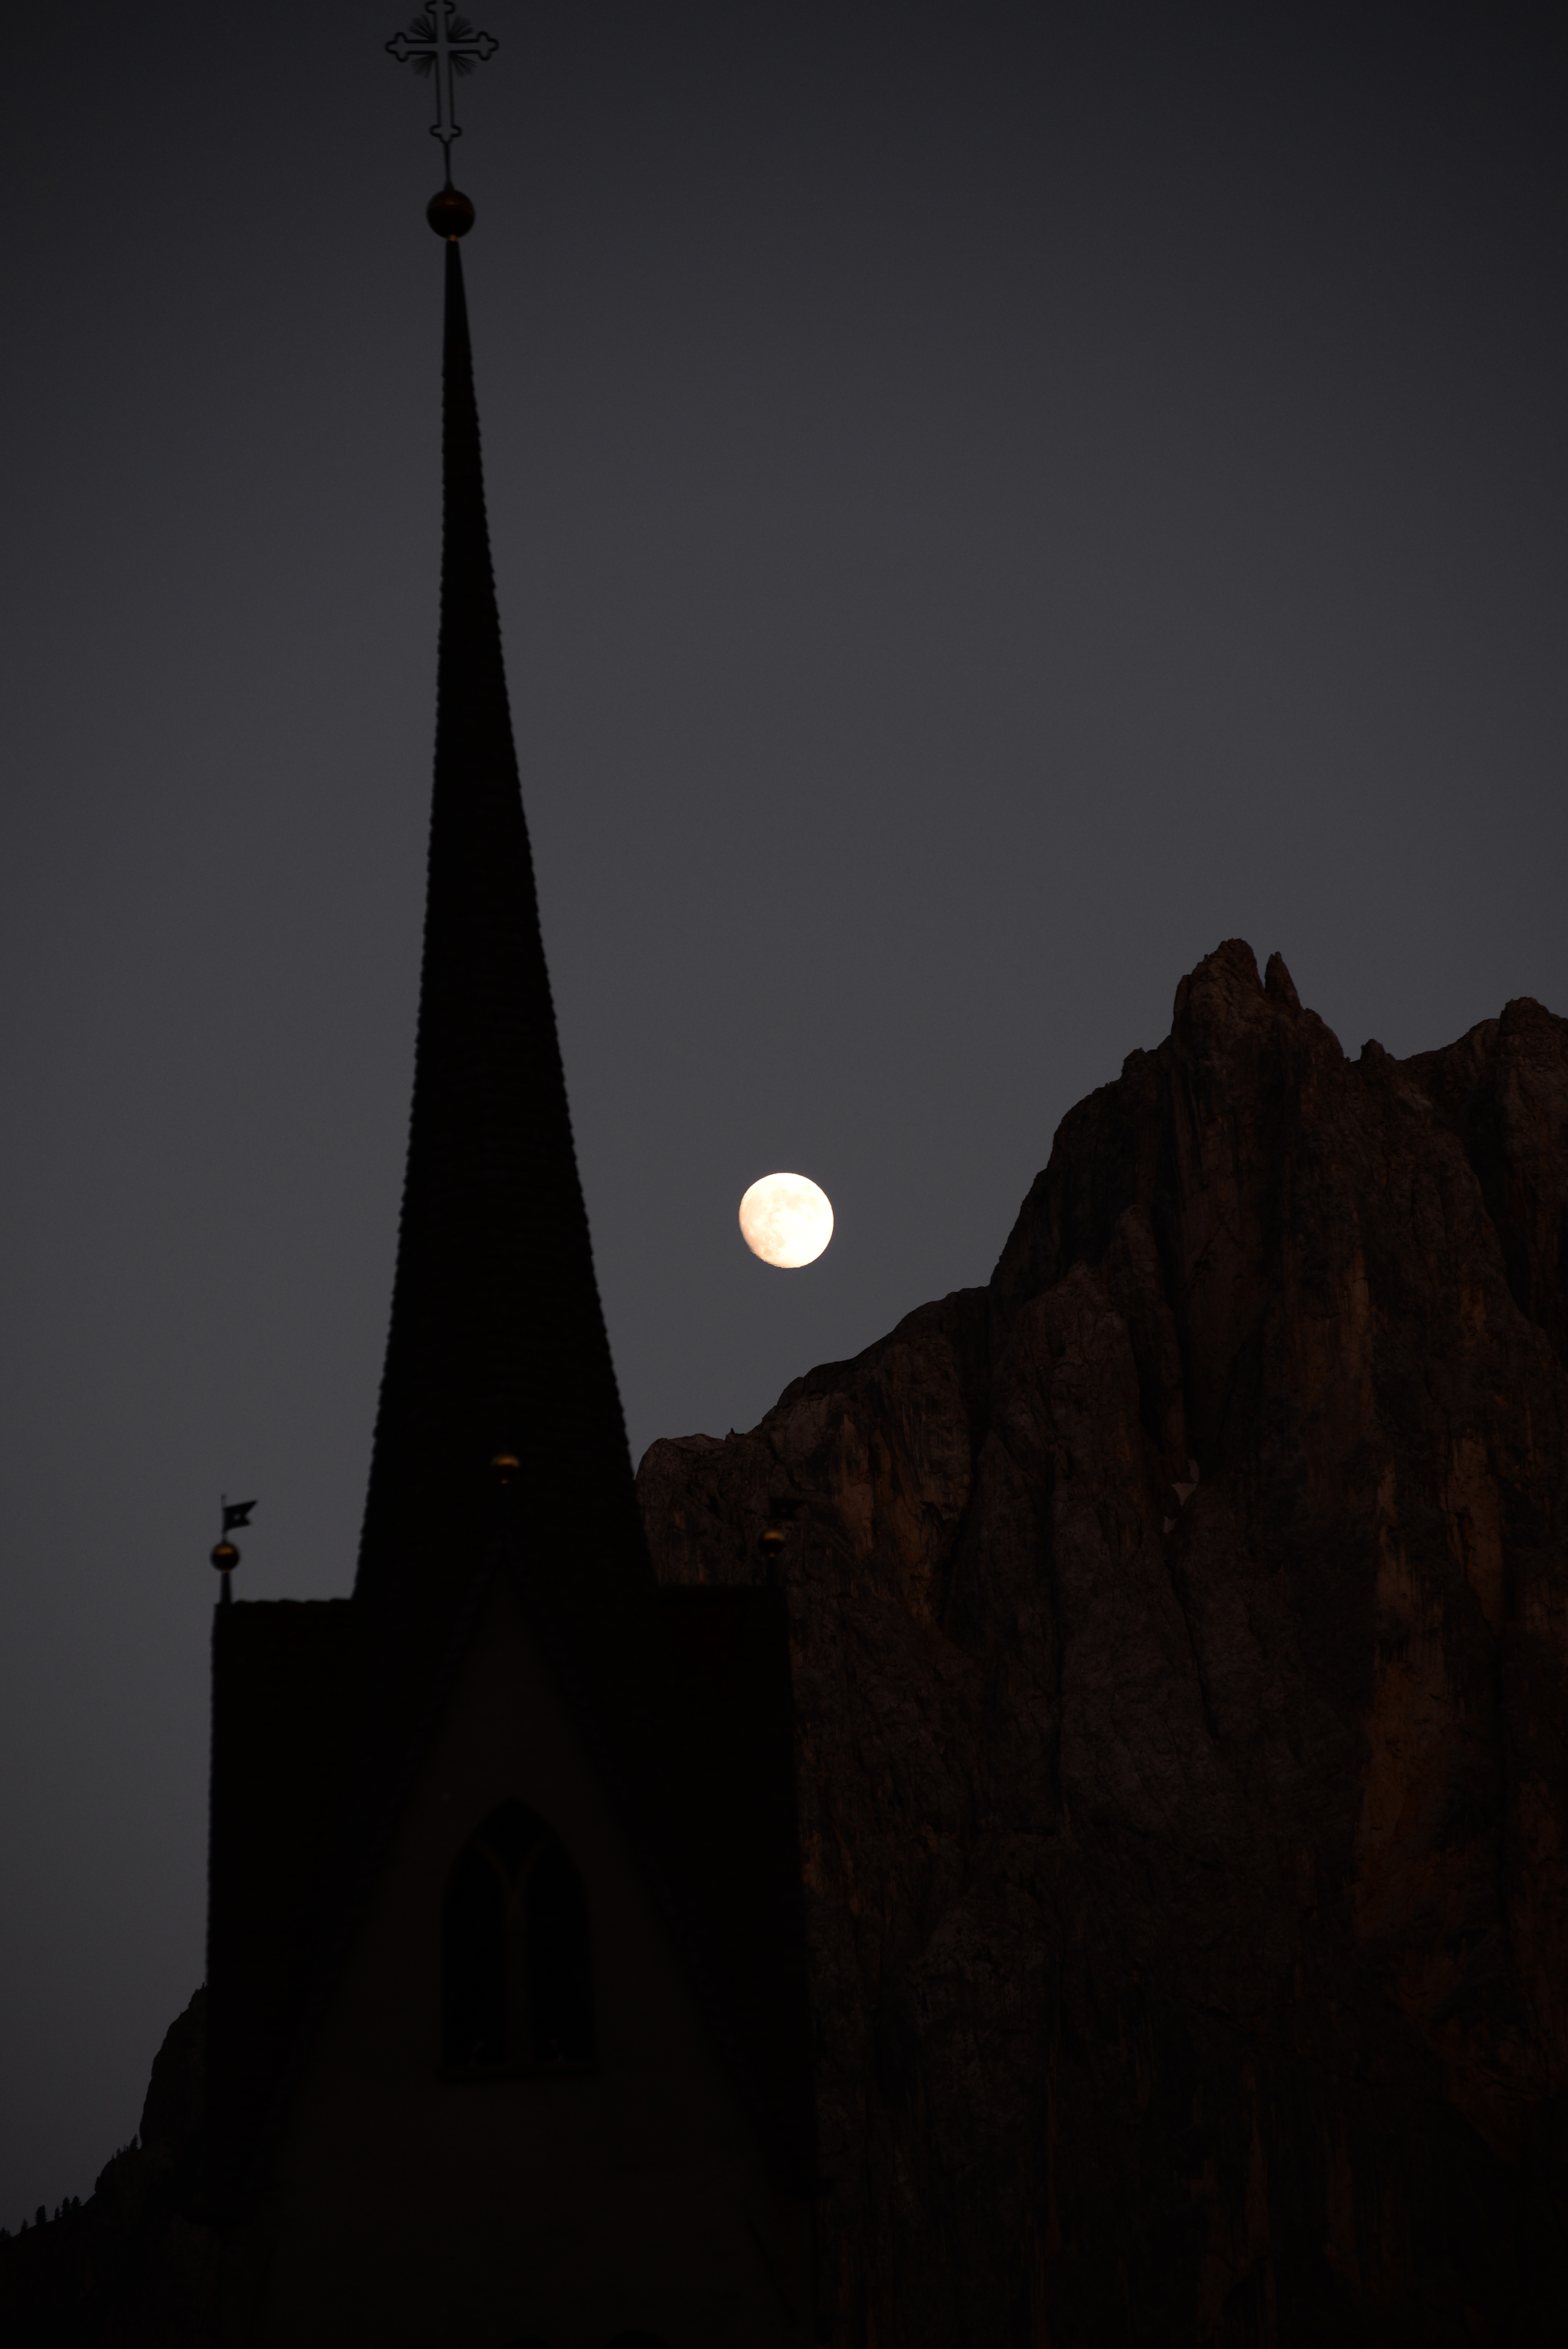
[641,940,1568,2344]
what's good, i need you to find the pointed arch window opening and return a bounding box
[442,1802,595,2077]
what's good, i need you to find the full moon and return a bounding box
[738,1172,835,1268]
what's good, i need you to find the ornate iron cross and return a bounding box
[386,5,499,169]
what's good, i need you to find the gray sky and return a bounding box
[2,1,1564,2221]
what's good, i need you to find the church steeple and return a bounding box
[353,205,646,1690]
[203,179,814,2227]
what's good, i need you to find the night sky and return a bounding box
[2,2,1563,2221]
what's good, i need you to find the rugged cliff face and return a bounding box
[639,941,1568,2347]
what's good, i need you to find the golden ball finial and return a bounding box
[490,1451,519,1486]
[427,185,476,239]
[210,1539,239,1572]
[759,1526,786,1560]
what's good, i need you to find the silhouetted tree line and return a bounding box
[1,2194,86,2237]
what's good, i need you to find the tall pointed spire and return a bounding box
[353,205,648,1700]
[202,183,815,2219]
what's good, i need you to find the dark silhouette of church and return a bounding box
[197,189,814,2343]
[9,151,1568,2349]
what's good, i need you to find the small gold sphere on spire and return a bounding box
[210,1539,239,1572]
[490,1452,519,1486]
[427,185,476,239]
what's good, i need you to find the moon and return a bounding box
[738,1172,835,1268]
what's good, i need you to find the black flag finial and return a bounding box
[209,1496,257,1605]
[386,5,499,179]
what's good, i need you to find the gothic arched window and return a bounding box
[442,1803,594,2075]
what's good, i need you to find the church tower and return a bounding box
[201,167,814,2349]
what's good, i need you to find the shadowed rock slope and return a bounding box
[639,940,1568,2347]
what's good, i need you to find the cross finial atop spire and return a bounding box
[386,5,499,175]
